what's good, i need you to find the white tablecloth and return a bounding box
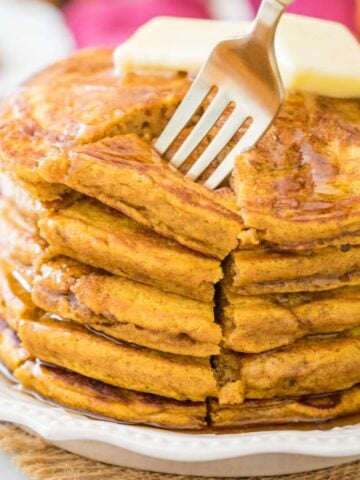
[0,451,29,480]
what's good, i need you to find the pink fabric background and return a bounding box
[251,0,356,31]
[63,0,357,48]
[64,0,210,47]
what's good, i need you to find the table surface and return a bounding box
[0,451,29,479]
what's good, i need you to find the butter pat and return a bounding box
[114,15,360,98]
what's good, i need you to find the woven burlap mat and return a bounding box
[0,423,359,480]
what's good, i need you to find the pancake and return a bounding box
[0,174,48,231]
[232,93,360,248]
[38,133,244,259]
[0,204,47,267]
[221,285,360,353]
[18,317,218,402]
[0,49,189,201]
[263,230,360,253]
[0,320,29,372]
[0,102,68,201]
[1,322,359,430]
[210,386,360,428]
[15,361,207,429]
[38,198,222,302]
[1,328,359,430]
[0,173,81,233]
[26,50,189,144]
[0,317,207,430]
[12,358,360,430]
[227,247,360,295]
[215,334,360,405]
[0,260,38,331]
[32,257,221,357]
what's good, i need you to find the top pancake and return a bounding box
[232,93,360,246]
[2,48,359,251]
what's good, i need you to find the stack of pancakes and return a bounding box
[0,48,359,430]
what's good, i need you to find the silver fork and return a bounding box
[155,0,293,189]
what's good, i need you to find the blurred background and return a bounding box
[0,0,359,98]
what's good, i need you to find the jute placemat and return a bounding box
[0,422,359,480]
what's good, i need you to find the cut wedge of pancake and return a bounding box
[232,93,360,247]
[32,257,221,357]
[227,247,360,295]
[38,134,244,259]
[38,198,222,302]
[18,317,218,402]
[215,333,360,405]
[221,285,360,353]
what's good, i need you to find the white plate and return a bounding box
[0,374,359,477]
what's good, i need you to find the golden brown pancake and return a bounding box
[227,246,360,295]
[38,198,222,302]
[0,104,68,201]
[0,260,38,331]
[221,285,360,353]
[0,174,47,231]
[15,361,207,429]
[27,50,189,144]
[0,318,207,430]
[1,323,359,430]
[0,204,47,267]
[18,317,218,402]
[32,257,221,357]
[0,320,29,372]
[215,334,360,405]
[210,387,360,428]
[38,133,244,259]
[263,231,360,253]
[13,358,360,430]
[0,173,81,233]
[0,49,189,200]
[232,93,360,247]
[1,315,360,430]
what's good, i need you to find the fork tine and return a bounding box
[185,107,247,181]
[170,90,229,169]
[204,120,269,190]
[154,78,211,155]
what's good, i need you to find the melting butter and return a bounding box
[114,14,360,98]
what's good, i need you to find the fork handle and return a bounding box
[251,0,294,46]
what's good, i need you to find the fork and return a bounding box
[155,0,294,189]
